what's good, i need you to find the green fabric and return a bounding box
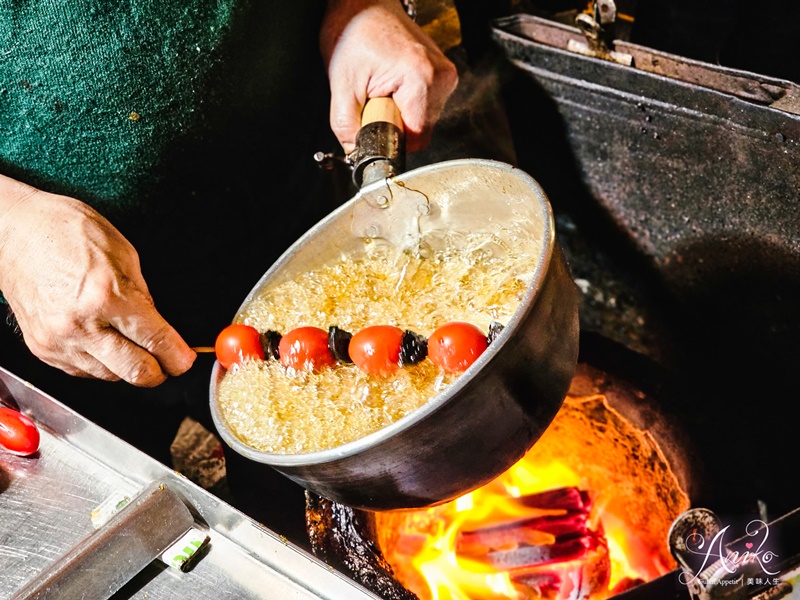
[0,0,321,212]
[0,1,336,321]
[1,1,234,207]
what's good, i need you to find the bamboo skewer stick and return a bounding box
[191,346,216,353]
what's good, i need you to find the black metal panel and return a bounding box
[492,13,800,365]
[492,15,800,280]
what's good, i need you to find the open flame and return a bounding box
[377,460,644,599]
[375,390,689,599]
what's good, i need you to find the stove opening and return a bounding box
[371,367,691,599]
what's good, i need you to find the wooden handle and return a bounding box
[361,97,404,131]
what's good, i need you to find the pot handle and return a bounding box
[351,97,406,188]
[361,97,404,130]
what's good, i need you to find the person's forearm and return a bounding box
[322,0,411,52]
[325,0,401,14]
[0,174,40,267]
[0,174,38,220]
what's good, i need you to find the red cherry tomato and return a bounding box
[0,407,40,456]
[427,322,488,374]
[349,325,404,376]
[279,327,336,372]
[215,324,265,370]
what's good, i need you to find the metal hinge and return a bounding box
[399,0,417,22]
[567,0,634,66]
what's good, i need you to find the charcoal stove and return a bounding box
[304,352,695,600]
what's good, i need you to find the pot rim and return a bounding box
[209,159,556,467]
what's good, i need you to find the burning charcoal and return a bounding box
[457,513,590,555]
[487,321,505,345]
[394,533,428,556]
[400,330,427,365]
[510,570,562,596]
[531,513,590,539]
[515,487,592,513]
[260,330,282,360]
[328,326,353,363]
[610,577,645,595]
[481,535,597,569]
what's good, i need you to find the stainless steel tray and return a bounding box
[0,365,381,600]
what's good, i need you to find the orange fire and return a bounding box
[375,387,690,600]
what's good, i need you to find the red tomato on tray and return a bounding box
[349,325,404,376]
[427,322,488,374]
[0,407,40,456]
[279,327,336,372]
[215,324,265,369]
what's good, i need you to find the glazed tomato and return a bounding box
[279,327,336,372]
[0,407,40,456]
[215,324,265,370]
[349,325,404,376]
[427,322,488,374]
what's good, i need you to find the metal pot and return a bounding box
[209,158,579,511]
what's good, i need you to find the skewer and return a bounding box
[191,346,216,353]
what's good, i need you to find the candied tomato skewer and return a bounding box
[215,320,502,375]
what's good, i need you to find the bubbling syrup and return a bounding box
[217,231,540,454]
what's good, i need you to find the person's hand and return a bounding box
[321,0,459,153]
[0,177,196,386]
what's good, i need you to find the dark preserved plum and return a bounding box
[328,326,354,363]
[400,330,428,365]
